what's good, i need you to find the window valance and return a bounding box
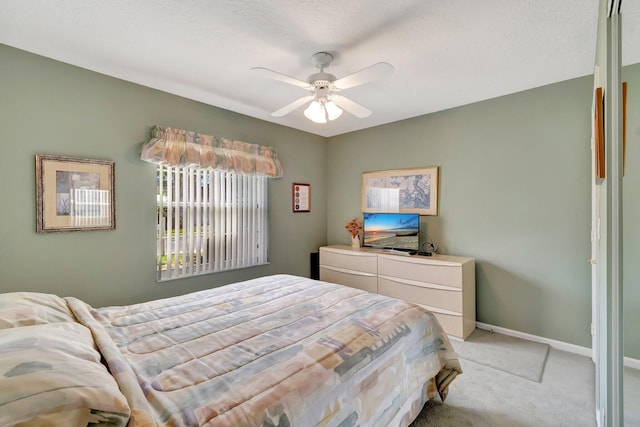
[140,126,284,178]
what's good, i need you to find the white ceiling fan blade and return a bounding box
[333,62,394,90]
[251,67,310,89]
[271,95,314,117]
[331,95,372,118]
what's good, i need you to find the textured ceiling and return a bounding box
[1,0,638,137]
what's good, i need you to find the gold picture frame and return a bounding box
[36,154,115,233]
[594,87,605,181]
[361,166,439,215]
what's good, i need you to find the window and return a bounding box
[156,165,268,281]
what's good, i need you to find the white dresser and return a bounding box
[319,245,475,340]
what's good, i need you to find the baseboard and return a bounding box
[626,356,640,370]
[475,322,640,370]
[475,322,592,357]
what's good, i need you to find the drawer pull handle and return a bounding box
[379,275,460,291]
[321,265,376,277]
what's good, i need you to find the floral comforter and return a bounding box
[0,274,461,427]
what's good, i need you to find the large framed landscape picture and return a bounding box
[361,166,439,215]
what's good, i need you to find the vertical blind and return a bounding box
[157,165,268,281]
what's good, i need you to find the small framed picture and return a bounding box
[36,154,116,233]
[292,183,310,213]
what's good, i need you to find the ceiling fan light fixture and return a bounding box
[304,100,343,124]
[304,101,326,123]
[324,101,343,121]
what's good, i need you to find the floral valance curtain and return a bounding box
[140,126,284,178]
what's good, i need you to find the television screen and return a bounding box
[363,213,420,251]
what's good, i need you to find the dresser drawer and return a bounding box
[318,246,475,340]
[320,248,377,274]
[408,303,466,339]
[378,255,463,288]
[431,311,464,339]
[378,276,462,313]
[320,266,377,293]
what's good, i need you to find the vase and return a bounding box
[351,235,360,248]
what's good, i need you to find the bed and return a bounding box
[0,274,461,427]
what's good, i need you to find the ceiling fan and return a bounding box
[252,52,394,124]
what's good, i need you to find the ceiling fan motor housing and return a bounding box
[308,75,335,88]
[308,52,337,86]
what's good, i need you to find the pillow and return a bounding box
[0,292,77,329]
[0,322,131,426]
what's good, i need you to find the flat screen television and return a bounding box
[362,212,420,252]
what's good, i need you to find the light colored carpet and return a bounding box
[410,347,597,427]
[454,328,549,382]
[409,330,640,427]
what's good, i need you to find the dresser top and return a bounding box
[321,245,474,265]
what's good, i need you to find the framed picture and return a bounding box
[36,154,115,233]
[623,81,627,176]
[362,166,439,215]
[292,183,310,212]
[594,87,605,181]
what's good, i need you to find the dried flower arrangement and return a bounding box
[345,217,363,238]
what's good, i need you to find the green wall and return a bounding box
[0,44,327,306]
[327,77,595,350]
[623,63,640,360]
